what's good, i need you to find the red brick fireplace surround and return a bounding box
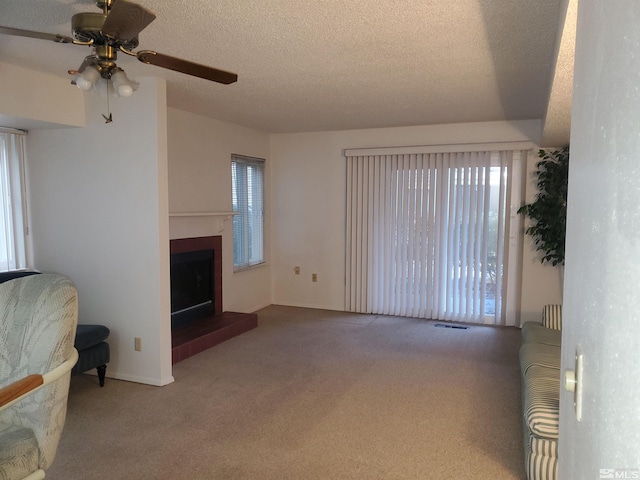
[170,236,257,364]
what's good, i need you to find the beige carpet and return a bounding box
[47,305,525,480]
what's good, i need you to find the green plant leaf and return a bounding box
[518,145,569,266]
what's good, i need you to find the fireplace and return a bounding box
[169,236,257,364]
[170,236,222,329]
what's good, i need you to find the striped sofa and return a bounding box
[519,304,562,480]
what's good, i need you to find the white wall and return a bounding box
[270,119,560,321]
[27,77,173,386]
[165,113,561,321]
[560,1,640,476]
[167,108,271,314]
[0,62,84,129]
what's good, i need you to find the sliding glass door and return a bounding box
[346,147,525,326]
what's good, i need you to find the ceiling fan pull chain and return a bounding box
[102,80,113,123]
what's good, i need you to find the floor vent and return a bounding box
[434,323,469,330]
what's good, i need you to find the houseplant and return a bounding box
[518,145,569,266]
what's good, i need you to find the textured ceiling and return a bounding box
[0,0,569,136]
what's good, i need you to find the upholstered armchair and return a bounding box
[0,273,79,480]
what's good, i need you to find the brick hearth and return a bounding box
[171,311,258,364]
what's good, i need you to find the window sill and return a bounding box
[169,211,237,217]
[233,262,267,273]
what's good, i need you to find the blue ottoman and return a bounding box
[72,324,110,387]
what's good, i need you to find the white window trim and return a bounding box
[231,154,265,272]
[0,128,30,272]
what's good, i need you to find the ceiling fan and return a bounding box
[0,0,238,97]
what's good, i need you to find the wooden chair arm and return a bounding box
[0,374,44,407]
[0,348,78,412]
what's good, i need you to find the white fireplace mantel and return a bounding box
[168,211,237,233]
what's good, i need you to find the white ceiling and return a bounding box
[0,0,571,139]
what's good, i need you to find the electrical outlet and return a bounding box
[312,273,318,282]
[134,337,142,352]
[294,266,301,275]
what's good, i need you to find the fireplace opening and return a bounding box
[170,249,215,329]
[170,236,223,331]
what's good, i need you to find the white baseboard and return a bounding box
[84,370,175,387]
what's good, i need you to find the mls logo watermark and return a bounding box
[600,469,640,479]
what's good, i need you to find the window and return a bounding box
[231,154,265,271]
[0,130,28,272]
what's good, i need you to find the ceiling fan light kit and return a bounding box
[75,65,101,92]
[71,63,137,97]
[110,69,136,97]
[1,0,237,115]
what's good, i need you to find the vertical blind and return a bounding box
[0,130,28,272]
[345,146,526,326]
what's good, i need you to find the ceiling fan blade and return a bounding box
[137,51,238,85]
[101,0,156,42]
[0,25,73,44]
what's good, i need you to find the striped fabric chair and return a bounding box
[519,304,562,480]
